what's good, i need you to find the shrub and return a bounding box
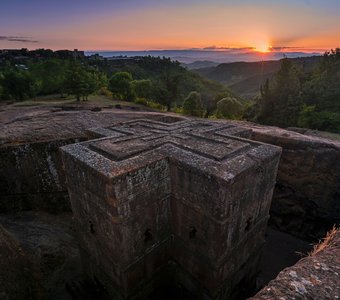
[298,105,340,132]
[182,91,203,117]
[134,98,148,106]
[216,97,244,119]
[173,107,183,114]
[147,101,166,110]
[97,86,113,97]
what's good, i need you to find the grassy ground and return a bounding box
[12,94,148,109]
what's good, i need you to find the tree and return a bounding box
[0,68,39,100]
[29,59,68,96]
[109,72,135,101]
[131,79,153,99]
[64,62,100,101]
[158,67,182,111]
[182,91,203,117]
[201,93,216,118]
[80,71,101,100]
[216,97,244,119]
[255,58,302,127]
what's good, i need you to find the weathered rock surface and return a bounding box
[288,127,340,142]
[0,105,185,146]
[245,123,340,240]
[250,228,340,300]
[0,212,81,300]
[0,223,42,300]
[0,105,185,213]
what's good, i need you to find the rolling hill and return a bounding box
[195,56,321,99]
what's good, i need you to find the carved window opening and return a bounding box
[89,220,95,234]
[245,218,252,232]
[189,226,197,239]
[144,229,153,243]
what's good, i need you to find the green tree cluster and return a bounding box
[29,59,68,96]
[256,58,302,127]
[0,59,105,101]
[95,56,228,112]
[0,68,38,100]
[0,54,236,115]
[253,48,340,132]
[131,79,153,99]
[65,62,103,101]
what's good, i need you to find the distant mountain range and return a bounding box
[85,49,322,64]
[194,56,322,99]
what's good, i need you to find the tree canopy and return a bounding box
[216,97,244,119]
[252,49,340,132]
[109,72,135,101]
[182,91,203,117]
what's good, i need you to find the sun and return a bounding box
[255,44,272,53]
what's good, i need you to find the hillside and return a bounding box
[228,71,277,99]
[195,56,321,99]
[182,60,219,70]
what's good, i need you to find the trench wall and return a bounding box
[0,138,86,213]
[250,130,340,240]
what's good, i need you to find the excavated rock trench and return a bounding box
[0,104,339,299]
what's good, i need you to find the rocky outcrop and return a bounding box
[250,228,340,300]
[244,123,340,240]
[0,105,185,146]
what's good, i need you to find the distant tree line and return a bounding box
[0,54,243,119]
[0,59,104,101]
[248,48,340,133]
[1,48,339,133]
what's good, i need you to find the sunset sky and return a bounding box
[1,0,339,53]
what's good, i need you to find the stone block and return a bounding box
[61,119,281,299]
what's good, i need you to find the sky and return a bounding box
[0,0,339,53]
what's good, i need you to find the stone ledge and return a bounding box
[250,228,340,300]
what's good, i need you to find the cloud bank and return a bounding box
[0,36,38,43]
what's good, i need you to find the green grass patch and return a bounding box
[11,94,163,111]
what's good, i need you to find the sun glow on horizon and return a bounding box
[254,43,272,53]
